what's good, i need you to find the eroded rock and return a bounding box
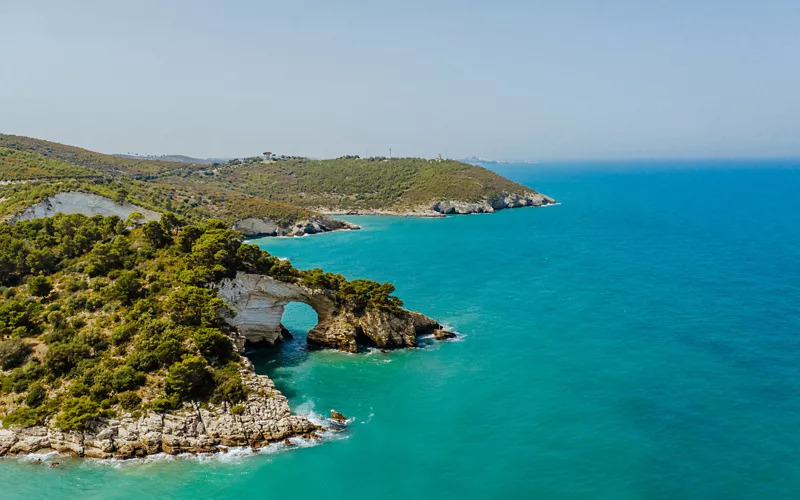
[217,272,450,352]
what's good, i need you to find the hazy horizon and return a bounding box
[2,0,799,161]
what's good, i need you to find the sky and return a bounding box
[1,0,798,160]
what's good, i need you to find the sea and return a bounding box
[2,160,799,499]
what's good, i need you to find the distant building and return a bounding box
[435,154,443,162]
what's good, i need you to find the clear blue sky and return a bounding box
[1,0,798,160]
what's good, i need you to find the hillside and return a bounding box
[0,134,206,178]
[189,156,553,212]
[0,148,98,181]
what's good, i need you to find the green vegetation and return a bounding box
[0,213,404,430]
[0,148,97,181]
[0,134,204,178]
[192,156,539,210]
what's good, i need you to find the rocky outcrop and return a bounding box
[9,191,161,223]
[432,191,555,215]
[217,272,451,353]
[233,215,359,238]
[0,370,316,458]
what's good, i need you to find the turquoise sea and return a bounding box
[2,160,800,499]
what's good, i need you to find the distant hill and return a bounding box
[1,134,553,223]
[114,154,218,165]
[186,156,552,213]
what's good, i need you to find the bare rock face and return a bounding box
[233,215,359,238]
[9,191,161,223]
[217,273,337,346]
[432,191,555,215]
[0,371,315,458]
[218,272,452,353]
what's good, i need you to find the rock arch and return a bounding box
[217,272,453,353]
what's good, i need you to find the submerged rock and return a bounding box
[433,328,457,340]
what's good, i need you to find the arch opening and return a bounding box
[245,301,319,395]
[280,301,319,341]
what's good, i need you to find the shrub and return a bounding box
[142,221,170,249]
[165,356,213,401]
[8,361,45,393]
[194,328,234,363]
[210,376,246,405]
[2,407,45,427]
[24,383,46,408]
[47,310,65,326]
[55,396,102,430]
[44,326,76,345]
[125,350,158,372]
[165,286,230,327]
[231,404,245,415]
[112,366,145,392]
[150,394,181,412]
[111,323,135,346]
[106,271,142,305]
[154,339,185,367]
[117,391,142,411]
[28,276,52,298]
[77,328,109,353]
[0,338,31,370]
[0,298,40,336]
[44,342,91,377]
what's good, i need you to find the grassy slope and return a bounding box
[0,148,98,181]
[201,157,541,210]
[0,134,205,178]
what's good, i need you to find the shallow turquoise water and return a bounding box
[2,161,800,499]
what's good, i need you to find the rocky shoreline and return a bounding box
[316,191,556,218]
[0,370,319,459]
[233,215,360,238]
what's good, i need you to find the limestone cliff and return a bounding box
[431,191,556,215]
[9,191,161,223]
[233,215,359,238]
[317,190,556,217]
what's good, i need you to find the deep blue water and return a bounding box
[2,160,799,499]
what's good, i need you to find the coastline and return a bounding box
[313,191,557,219]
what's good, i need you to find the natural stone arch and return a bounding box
[217,273,337,348]
[217,272,452,353]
